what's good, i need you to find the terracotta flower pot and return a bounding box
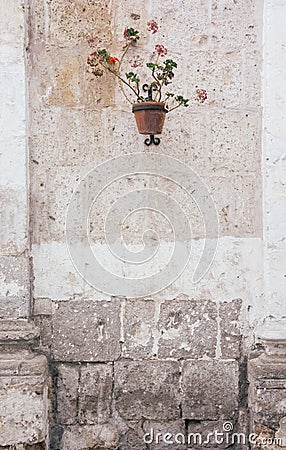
[132,101,168,135]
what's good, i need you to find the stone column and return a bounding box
[0,1,50,447]
[249,321,286,448]
[249,0,286,445]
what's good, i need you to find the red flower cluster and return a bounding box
[155,44,167,57]
[109,56,120,64]
[195,89,207,103]
[147,19,159,34]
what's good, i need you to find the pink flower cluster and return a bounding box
[129,54,144,68]
[86,34,96,48]
[195,89,207,103]
[147,19,159,34]
[155,44,167,57]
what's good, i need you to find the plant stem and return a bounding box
[167,101,184,112]
[98,61,141,102]
[152,54,163,102]
[117,44,133,102]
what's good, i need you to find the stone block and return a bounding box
[30,164,85,244]
[0,352,49,447]
[60,421,127,450]
[243,50,262,109]
[118,421,146,450]
[185,51,244,109]
[0,70,25,139]
[27,0,47,44]
[220,299,242,359]
[52,299,121,361]
[147,110,209,174]
[80,170,153,245]
[110,0,150,49]
[32,242,91,301]
[207,172,261,237]
[57,364,79,425]
[252,388,286,429]
[0,320,39,343]
[0,0,25,45]
[0,188,27,255]
[264,248,286,315]
[29,46,115,109]
[0,385,47,446]
[232,173,262,236]
[211,0,262,49]
[29,107,103,169]
[33,316,52,349]
[120,420,187,450]
[209,110,261,173]
[0,137,26,189]
[0,351,45,377]
[158,298,217,359]
[19,354,47,376]
[48,0,112,46]
[187,419,247,448]
[122,299,156,359]
[145,155,216,242]
[100,108,141,158]
[78,363,113,424]
[147,420,187,450]
[114,360,181,420]
[33,298,53,316]
[152,0,210,50]
[249,353,286,430]
[0,256,29,319]
[30,141,154,245]
[182,360,239,420]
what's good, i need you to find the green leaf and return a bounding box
[175,95,189,106]
[126,71,135,79]
[126,27,139,37]
[125,72,139,84]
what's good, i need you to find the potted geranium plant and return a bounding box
[87,20,207,143]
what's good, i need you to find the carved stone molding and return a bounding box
[0,320,50,449]
[248,319,286,449]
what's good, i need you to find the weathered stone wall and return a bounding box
[4,0,286,449]
[25,0,264,448]
[0,0,29,319]
[0,2,49,448]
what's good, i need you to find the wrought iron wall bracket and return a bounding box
[144,134,160,146]
[141,84,161,146]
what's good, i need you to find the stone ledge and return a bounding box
[0,319,40,344]
[248,339,286,440]
[0,352,47,377]
[257,318,286,355]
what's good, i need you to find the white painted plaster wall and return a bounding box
[263,0,286,318]
[0,0,29,318]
